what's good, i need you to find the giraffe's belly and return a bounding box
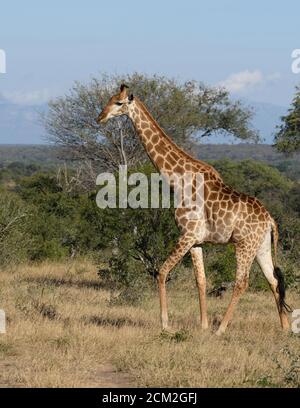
[175,209,233,244]
[175,211,233,244]
[204,226,234,244]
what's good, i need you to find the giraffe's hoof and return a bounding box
[281,318,290,331]
[215,327,226,336]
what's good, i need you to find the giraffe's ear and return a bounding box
[128,94,134,102]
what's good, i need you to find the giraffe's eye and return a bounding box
[115,102,123,106]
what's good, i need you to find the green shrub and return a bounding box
[0,190,32,266]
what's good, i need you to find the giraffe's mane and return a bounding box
[135,97,222,178]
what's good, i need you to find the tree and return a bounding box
[103,164,179,275]
[44,73,259,189]
[275,85,300,153]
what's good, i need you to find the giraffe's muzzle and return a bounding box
[96,113,107,124]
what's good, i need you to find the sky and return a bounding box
[0,0,300,142]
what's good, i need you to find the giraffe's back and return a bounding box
[175,175,272,245]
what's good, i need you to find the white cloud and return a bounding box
[1,89,51,105]
[218,70,281,93]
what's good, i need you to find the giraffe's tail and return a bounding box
[270,218,292,313]
[270,217,279,268]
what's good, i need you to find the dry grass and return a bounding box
[0,259,299,388]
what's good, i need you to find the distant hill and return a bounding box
[197,143,300,181]
[0,143,299,181]
[195,143,293,163]
[0,144,61,166]
[0,96,287,145]
[0,98,47,144]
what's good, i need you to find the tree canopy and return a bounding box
[44,73,259,186]
[275,85,300,153]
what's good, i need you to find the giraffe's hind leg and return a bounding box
[216,242,255,336]
[190,246,208,329]
[256,230,290,330]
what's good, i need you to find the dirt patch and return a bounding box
[82,364,135,388]
[0,358,135,388]
[0,358,25,388]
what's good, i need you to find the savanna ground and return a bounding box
[0,259,299,388]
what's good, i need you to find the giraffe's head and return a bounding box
[96,84,134,124]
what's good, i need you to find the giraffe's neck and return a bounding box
[127,98,191,173]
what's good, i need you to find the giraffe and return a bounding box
[96,84,291,335]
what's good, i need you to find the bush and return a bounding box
[0,190,32,266]
[17,173,109,261]
[204,244,236,287]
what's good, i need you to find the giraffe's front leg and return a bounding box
[157,234,195,330]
